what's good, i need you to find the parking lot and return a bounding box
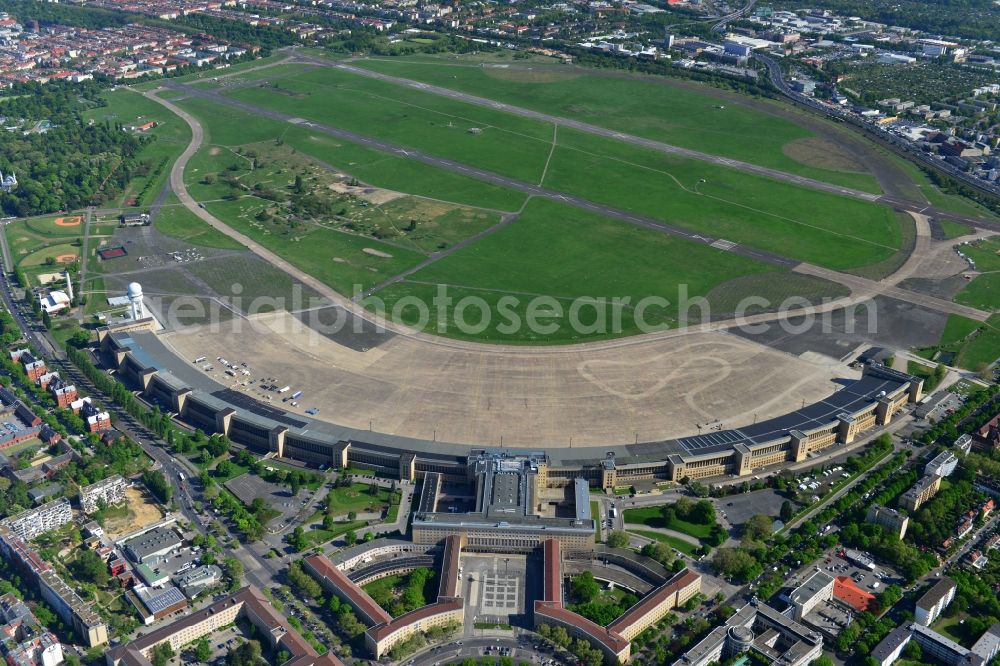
[787,549,902,594]
[719,489,788,527]
[224,474,303,531]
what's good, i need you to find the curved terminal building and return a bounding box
[97,326,922,488]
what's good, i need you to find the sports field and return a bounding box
[6,214,87,286]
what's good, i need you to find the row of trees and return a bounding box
[535,624,604,666]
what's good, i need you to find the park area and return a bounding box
[156,60,915,345]
[362,567,437,618]
[623,498,727,553]
[6,214,86,287]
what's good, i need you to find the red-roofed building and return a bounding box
[301,554,391,627]
[834,576,874,613]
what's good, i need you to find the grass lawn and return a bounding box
[545,128,901,270]
[959,237,1000,272]
[914,314,992,370]
[955,272,1000,311]
[882,151,1000,221]
[152,195,245,250]
[955,315,1000,370]
[628,529,699,556]
[303,519,365,546]
[939,219,974,240]
[365,198,776,343]
[228,66,556,184]
[353,55,879,191]
[324,483,393,515]
[203,197,425,294]
[907,360,943,392]
[622,506,715,539]
[220,69,899,270]
[173,95,527,213]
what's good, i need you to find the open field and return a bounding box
[365,198,784,343]
[917,313,1000,370]
[183,138,504,254]
[171,95,526,212]
[152,195,245,250]
[627,529,699,556]
[353,55,879,191]
[218,67,902,271]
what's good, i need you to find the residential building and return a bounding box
[0,592,63,666]
[107,586,344,666]
[867,505,909,539]
[1,498,72,541]
[900,475,942,512]
[872,621,1000,666]
[79,475,127,514]
[915,577,956,626]
[0,526,108,647]
[925,451,959,478]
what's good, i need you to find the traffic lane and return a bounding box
[411,637,549,666]
[166,82,798,270]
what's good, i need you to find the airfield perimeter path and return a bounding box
[303,56,1000,232]
[151,81,990,329]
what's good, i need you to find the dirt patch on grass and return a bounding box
[209,147,221,156]
[103,486,164,539]
[329,181,405,205]
[783,137,865,172]
[483,65,581,84]
[55,253,78,263]
[363,247,393,258]
[54,216,82,227]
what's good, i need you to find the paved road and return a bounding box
[77,207,93,321]
[410,636,548,666]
